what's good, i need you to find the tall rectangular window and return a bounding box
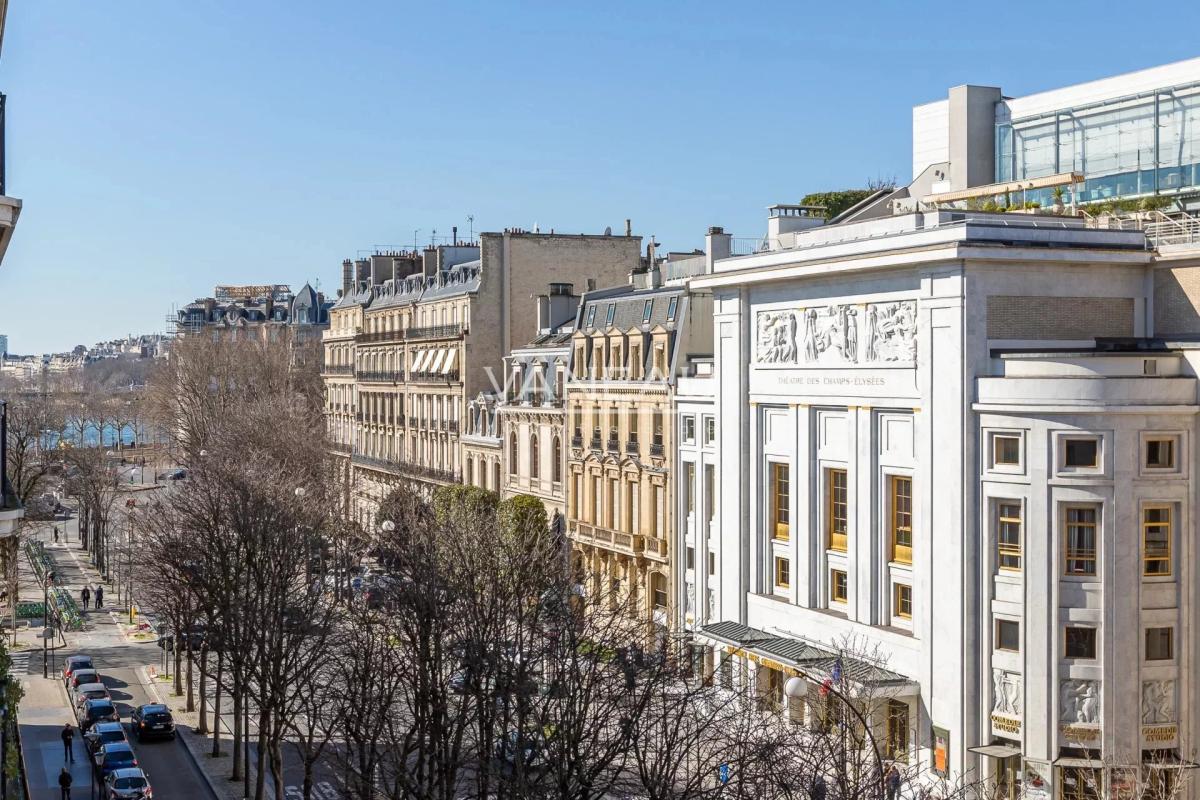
[627,407,639,444]
[666,296,678,321]
[997,502,1023,572]
[605,303,616,327]
[890,475,912,564]
[771,464,790,541]
[704,465,715,522]
[685,464,696,516]
[828,469,848,551]
[1064,506,1098,576]
[1142,505,1172,577]
[642,299,653,324]
[683,416,696,443]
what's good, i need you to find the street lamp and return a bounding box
[41,570,55,679]
[783,669,886,800]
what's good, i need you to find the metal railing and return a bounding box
[322,365,354,376]
[356,369,404,383]
[406,323,466,340]
[410,370,460,383]
[351,453,461,484]
[355,330,404,345]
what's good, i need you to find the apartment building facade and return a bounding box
[324,231,641,528]
[564,268,712,641]
[691,204,1200,796]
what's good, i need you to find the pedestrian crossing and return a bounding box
[6,647,32,676]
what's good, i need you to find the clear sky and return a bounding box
[1,1,1198,353]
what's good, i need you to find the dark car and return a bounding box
[104,767,152,800]
[93,741,138,778]
[130,703,175,741]
[157,625,208,652]
[84,721,127,755]
[63,655,94,684]
[81,699,120,732]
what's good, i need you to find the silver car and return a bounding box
[103,767,152,799]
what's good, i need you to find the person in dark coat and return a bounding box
[61,723,75,762]
[885,764,902,800]
[94,585,103,609]
[80,586,90,608]
[59,767,73,799]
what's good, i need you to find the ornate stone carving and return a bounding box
[1060,679,1100,724]
[757,300,916,365]
[756,311,798,364]
[992,669,1022,716]
[1142,680,1176,724]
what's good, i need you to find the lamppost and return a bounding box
[783,666,886,800]
[41,570,55,678]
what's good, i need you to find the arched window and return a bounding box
[466,458,473,486]
[493,460,501,490]
[553,436,562,483]
[530,434,540,480]
[652,573,668,610]
[510,433,519,476]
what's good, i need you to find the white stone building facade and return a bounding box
[691,208,1200,795]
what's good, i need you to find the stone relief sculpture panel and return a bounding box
[757,311,798,364]
[757,300,916,366]
[1142,680,1176,724]
[992,669,1023,717]
[1060,679,1100,724]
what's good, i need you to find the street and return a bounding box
[11,511,218,800]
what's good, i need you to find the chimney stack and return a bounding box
[342,259,353,296]
[625,219,632,237]
[452,226,458,246]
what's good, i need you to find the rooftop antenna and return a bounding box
[413,229,421,253]
[431,228,438,246]
[468,215,474,242]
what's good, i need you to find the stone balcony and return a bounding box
[569,521,668,561]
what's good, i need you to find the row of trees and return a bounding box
[135,334,998,800]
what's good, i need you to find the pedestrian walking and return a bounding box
[58,766,73,799]
[53,526,60,544]
[80,586,90,608]
[811,774,827,800]
[61,723,75,762]
[94,586,103,609]
[885,764,902,800]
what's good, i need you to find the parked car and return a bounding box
[157,625,208,652]
[93,741,138,778]
[103,767,152,800]
[130,703,175,741]
[69,669,101,694]
[84,721,127,756]
[72,682,111,712]
[63,655,94,684]
[80,699,120,732]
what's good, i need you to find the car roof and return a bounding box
[85,698,115,709]
[110,767,146,779]
[137,703,168,713]
[67,655,92,664]
[76,682,107,692]
[90,721,124,732]
[103,742,134,753]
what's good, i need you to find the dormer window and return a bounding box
[666,297,678,321]
[605,304,616,327]
[642,299,654,324]
[586,306,597,327]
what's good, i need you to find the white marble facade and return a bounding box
[692,210,1197,790]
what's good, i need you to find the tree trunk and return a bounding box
[231,675,243,781]
[186,643,195,712]
[271,737,285,800]
[197,645,209,735]
[211,651,224,757]
[173,629,183,696]
[254,724,267,800]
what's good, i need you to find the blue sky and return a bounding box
[1,1,1198,353]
